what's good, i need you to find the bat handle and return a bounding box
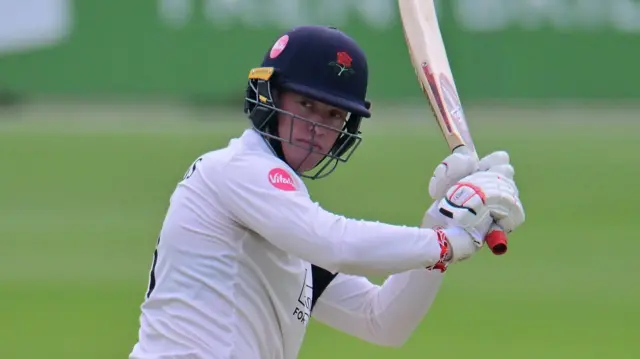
[486,223,508,255]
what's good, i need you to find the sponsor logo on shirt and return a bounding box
[292,268,312,324]
[268,168,296,191]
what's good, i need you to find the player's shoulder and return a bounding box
[221,145,305,195]
[190,129,304,191]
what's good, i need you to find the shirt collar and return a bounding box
[238,128,308,191]
[239,128,277,155]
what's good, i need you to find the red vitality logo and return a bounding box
[268,168,296,191]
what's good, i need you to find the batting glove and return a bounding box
[438,170,525,238]
[428,149,515,200]
[422,200,484,270]
[428,147,479,200]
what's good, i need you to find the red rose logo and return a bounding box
[336,51,352,67]
[328,51,355,77]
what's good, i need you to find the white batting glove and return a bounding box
[428,147,479,200]
[424,149,523,267]
[479,150,515,182]
[422,201,483,267]
[477,151,523,233]
[438,170,525,237]
[428,149,514,200]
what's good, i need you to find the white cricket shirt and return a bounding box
[129,128,452,359]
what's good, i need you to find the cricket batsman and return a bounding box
[129,25,525,359]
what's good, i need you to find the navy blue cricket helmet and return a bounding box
[244,25,371,179]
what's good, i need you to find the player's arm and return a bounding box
[308,200,456,347]
[310,179,524,347]
[218,155,470,277]
[310,270,444,347]
[308,200,465,347]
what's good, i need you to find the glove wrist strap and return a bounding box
[426,227,450,273]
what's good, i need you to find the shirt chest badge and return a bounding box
[292,268,313,324]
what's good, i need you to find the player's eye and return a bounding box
[325,115,345,129]
[331,111,346,120]
[299,100,313,109]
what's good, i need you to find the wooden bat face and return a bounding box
[398,0,475,153]
[399,0,510,257]
[423,63,475,153]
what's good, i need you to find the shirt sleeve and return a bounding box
[311,270,445,347]
[218,154,443,277]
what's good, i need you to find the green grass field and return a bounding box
[0,103,638,358]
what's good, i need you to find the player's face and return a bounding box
[277,91,348,173]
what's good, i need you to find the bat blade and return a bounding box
[398,0,508,255]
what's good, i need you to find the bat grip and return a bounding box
[486,224,508,255]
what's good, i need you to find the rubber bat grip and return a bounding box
[485,226,508,255]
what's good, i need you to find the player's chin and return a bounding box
[291,154,324,173]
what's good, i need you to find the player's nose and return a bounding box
[306,115,327,136]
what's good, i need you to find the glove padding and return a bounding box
[422,202,484,265]
[438,170,525,236]
[428,147,479,200]
[429,149,513,200]
[479,152,522,233]
[479,150,514,181]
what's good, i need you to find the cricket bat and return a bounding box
[398,0,508,255]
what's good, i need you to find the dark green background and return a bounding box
[1,0,638,101]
